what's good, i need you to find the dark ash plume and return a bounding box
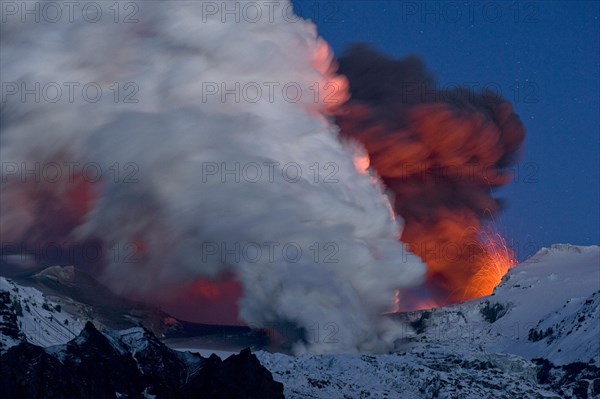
[336,44,525,306]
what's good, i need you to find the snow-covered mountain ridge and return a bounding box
[0,276,84,351]
[396,244,600,365]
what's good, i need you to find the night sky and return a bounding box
[293,0,600,259]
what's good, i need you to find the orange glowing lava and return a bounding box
[394,222,517,311]
[463,229,517,299]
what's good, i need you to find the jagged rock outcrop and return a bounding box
[0,290,23,351]
[0,322,284,399]
[178,348,286,399]
[534,358,600,399]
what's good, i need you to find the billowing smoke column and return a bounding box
[335,44,525,307]
[0,1,425,353]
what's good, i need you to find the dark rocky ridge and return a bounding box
[0,290,23,349]
[0,321,284,399]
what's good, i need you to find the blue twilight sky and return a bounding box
[292,0,600,259]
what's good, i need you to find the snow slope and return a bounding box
[395,244,599,365]
[253,244,600,398]
[487,244,599,364]
[0,277,84,351]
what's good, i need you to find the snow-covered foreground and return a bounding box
[256,349,554,399]
[2,244,599,398]
[251,244,599,398]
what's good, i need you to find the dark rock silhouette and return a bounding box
[0,321,284,399]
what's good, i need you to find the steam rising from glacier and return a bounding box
[0,0,425,353]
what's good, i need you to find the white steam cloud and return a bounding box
[0,0,425,353]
